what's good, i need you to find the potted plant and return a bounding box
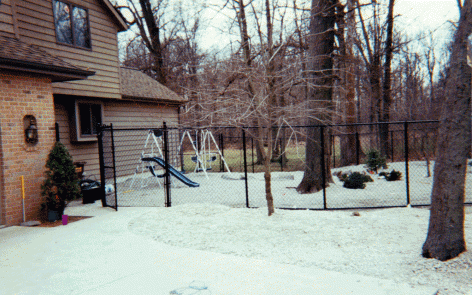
[41,142,81,221]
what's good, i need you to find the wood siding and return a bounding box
[0,0,16,37]
[55,97,180,179]
[3,0,123,99]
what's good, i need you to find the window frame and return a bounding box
[71,100,103,142]
[52,0,92,49]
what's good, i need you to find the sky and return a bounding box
[115,0,461,63]
[394,0,459,36]
[196,0,461,54]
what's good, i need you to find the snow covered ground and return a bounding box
[3,160,469,294]
[101,160,472,294]
[127,203,472,295]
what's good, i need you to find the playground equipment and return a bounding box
[128,129,165,189]
[179,129,231,178]
[142,157,199,187]
[128,129,199,190]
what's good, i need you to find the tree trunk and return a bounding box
[379,0,395,158]
[264,0,275,215]
[422,0,472,261]
[138,0,166,85]
[297,0,336,194]
[338,0,357,167]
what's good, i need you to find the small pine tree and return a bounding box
[365,149,388,173]
[41,142,81,217]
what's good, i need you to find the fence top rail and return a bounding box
[99,120,440,132]
[177,120,439,130]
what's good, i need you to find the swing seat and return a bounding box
[208,155,217,162]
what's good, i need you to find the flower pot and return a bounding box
[47,210,61,222]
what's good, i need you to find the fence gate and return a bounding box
[98,124,118,210]
[98,124,175,208]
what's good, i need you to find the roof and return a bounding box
[120,67,187,104]
[100,0,128,32]
[0,36,95,82]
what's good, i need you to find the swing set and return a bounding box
[178,129,231,178]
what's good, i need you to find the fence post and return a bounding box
[355,128,360,166]
[321,126,327,209]
[221,133,226,172]
[390,130,394,162]
[163,122,171,207]
[404,122,410,206]
[97,124,108,209]
[251,137,255,173]
[242,128,249,208]
[109,124,118,210]
[180,128,185,173]
[279,138,283,171]
[332,134,336,168]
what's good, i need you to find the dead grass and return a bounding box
[36,216,92,227]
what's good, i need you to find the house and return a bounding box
[0,0,187,226]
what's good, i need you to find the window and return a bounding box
[53,0,91,48]
[78,103,101,136]
[70,101,103,142]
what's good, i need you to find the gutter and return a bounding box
[0,57,95,82]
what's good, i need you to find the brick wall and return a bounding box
[0,71,56,225]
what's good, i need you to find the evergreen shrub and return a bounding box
[41,142,81,219]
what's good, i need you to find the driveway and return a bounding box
[0,201,438,295]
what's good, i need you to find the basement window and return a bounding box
[53,0,91,48]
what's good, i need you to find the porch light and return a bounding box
[25,118,38,144]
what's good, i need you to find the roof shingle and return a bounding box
[0,35,94,81]
[120,67,187,104]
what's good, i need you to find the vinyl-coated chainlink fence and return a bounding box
[98,121,472,210]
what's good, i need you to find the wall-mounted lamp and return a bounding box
[25,117,38,144]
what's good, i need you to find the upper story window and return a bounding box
[53,0,91,49]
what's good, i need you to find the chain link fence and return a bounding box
[99,121,472,210]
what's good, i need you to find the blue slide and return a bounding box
[142,157,199,187]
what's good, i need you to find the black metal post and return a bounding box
[355,130,360,165]
[251,137,255,173]
[97,124,108,209]
[332,134,336,168]
[219,133,223,172]
[404,122,410,206]
[321,126,327,209]
[110,124,118,210]
[180,128,185,173]
[242,128,249,208]
[163,122,171,207]
[279,138,283,171]
[390,130,394,162]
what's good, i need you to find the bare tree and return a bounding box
[422,0,471,261]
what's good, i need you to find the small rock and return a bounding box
[352,211,360,217]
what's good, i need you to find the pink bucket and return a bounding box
[62,215,68,225]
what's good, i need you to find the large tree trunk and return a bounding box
[297,0,336,194]
[379,0,395,158]
[338,0,357,167]
[422,0,472,261]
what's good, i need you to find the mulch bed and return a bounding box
[36,216,92,227]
